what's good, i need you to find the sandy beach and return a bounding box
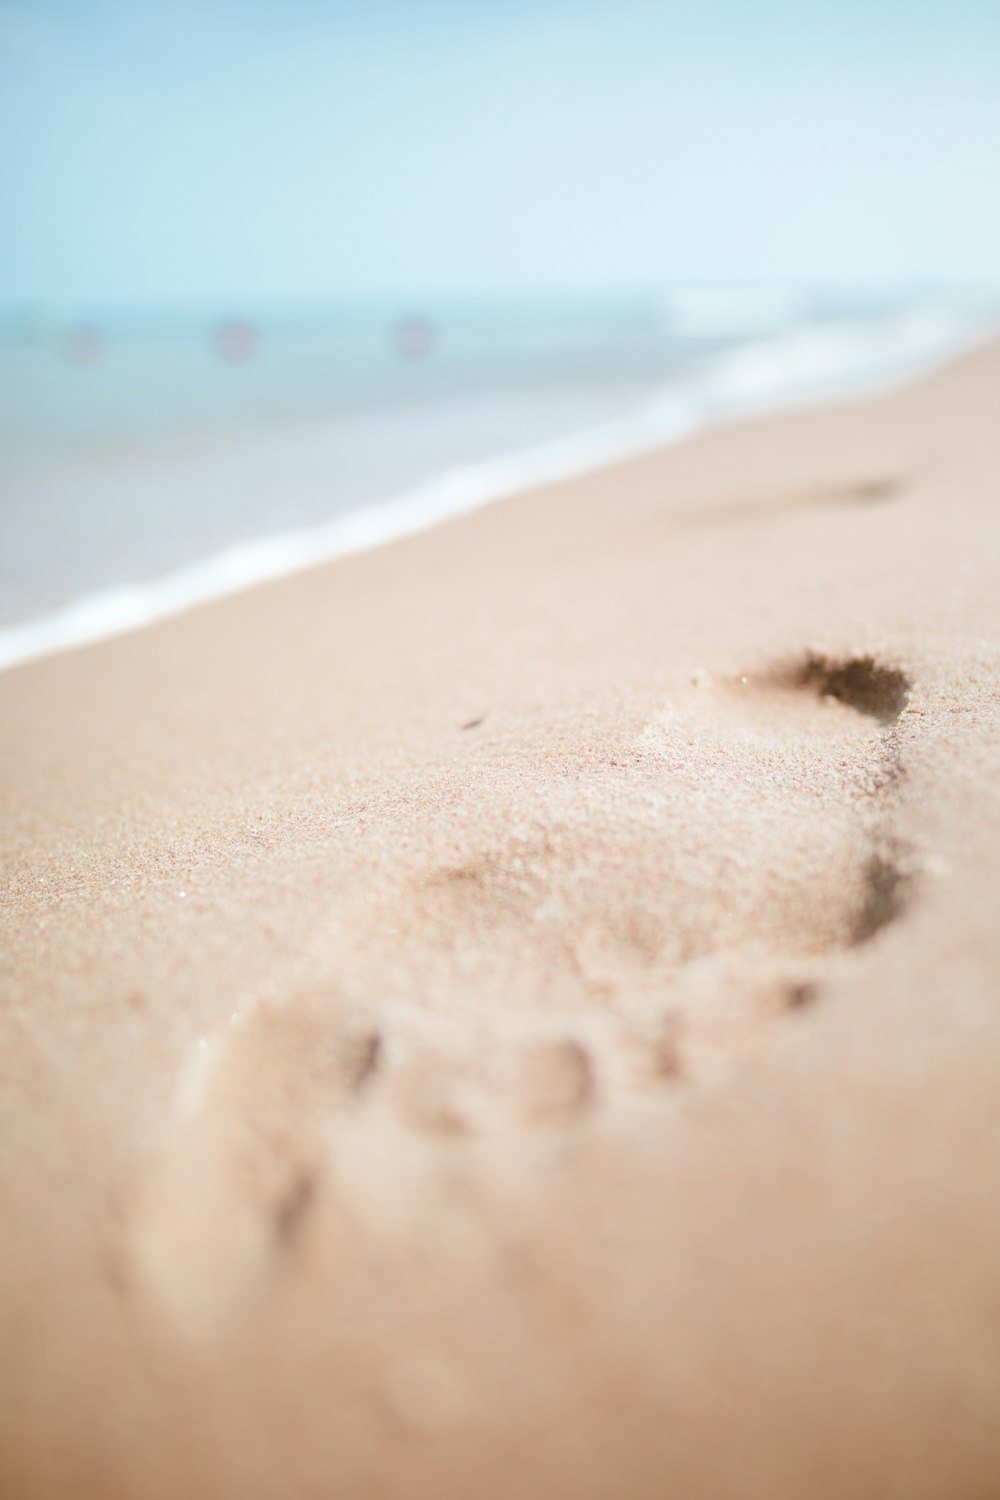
[3,339,1000,1497]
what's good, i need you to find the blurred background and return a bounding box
[1,0,999,632]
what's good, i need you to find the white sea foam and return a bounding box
[0,306,990,675]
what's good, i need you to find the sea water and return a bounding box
[0,290,991,670]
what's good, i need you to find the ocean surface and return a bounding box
[0,289,992,669]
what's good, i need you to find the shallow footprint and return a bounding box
[118,648,918,1330]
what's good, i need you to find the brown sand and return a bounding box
[2,342,1000,1498]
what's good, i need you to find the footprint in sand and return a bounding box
[120,649,915,1333]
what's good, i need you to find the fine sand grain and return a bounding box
[2,342,1000,1498]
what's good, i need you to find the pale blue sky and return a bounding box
[1,0,999,303]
